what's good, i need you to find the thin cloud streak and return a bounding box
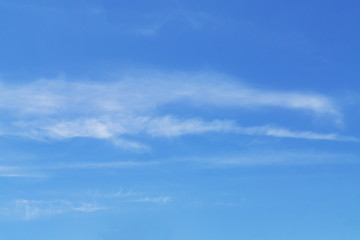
[188,151,356,167]
[0,72,339,117]
[0,166,44,178]
[131,196,172,204]
[14,116,356,142]
[1,188,172,220]
[239,126,358,142]
[0,71,347,148]
[7,199,103,220]
[0,149,354,181]
[119,9,215,36]
[45,161,159,170]
[0,161,158,178]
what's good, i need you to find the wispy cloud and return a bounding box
[0,72,339,116]
[189,151,356,167]
[7,199,103,220]
[71,202,104,212]
[1,187,172,220]
[0,165,43,178]
[45,161,159,170]
[89,188,173,204]
[131,196,172,204]
[0,160,158,178]
[0,71,347,148]
[121,9,215,36]
[237,125,357,141]
[13,116,354,143]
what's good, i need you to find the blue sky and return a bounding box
[0,0,360,239]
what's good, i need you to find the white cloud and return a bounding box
[238,126,358,141]
[0,71,347,147]
[131,196,172,204]
[86,188,172,204]
[145,116,236,137]
[45,161,158,170]
[9,199,102,220]
[112,138,150,151]
[189,151,356,166]
[43,118,113,139]
[0,161,158,178]
[0,72,339,117]
[72,202,104,212]
[2,188,171,220]
[0,166,43,178]
[124,9,215,36]
[16,116,354,142]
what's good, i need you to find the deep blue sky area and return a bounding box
[0,0,360,239]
